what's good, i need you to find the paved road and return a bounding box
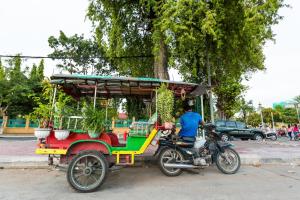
[0,165,299,200]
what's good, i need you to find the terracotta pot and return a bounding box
[54,130,70,140]
[34,128,51,139]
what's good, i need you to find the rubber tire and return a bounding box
[254,133,263,141]
[221,133,230,142]
[270,135,277,141]
[216,148,241,174]
[67,150,108,193]
[158,148,183,177]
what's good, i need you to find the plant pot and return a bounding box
[88,130,100,138]
[164,122,173,130]
[34,128,51,139]
[54,130,70,140]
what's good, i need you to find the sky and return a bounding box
[0,0,299,108]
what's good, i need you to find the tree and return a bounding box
[0,56,46,117]
[237,98,254,123]
[247,112,261,127]
[48,0,285,119]
[37,59,45,82]
[0,59,9,116]
[48,31,110,75]
[294,95,300,104]
[86,0,170,79]
[158,0,285,119]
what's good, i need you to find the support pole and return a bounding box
[105,100,108,121]
[271,112,275,131]
[52,86,57,109]
[50,86,57,127]
[201,95,205,139]
[201,95,204,122]
[155,90,158,123]
[206,37,214,123]
[259,103,264,128]
[93,84,97,109]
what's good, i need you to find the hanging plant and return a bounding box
[157,84,174,128]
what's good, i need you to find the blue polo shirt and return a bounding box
[178,111,202,137]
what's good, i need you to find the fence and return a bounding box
[1,116,183,135]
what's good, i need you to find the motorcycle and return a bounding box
[155,124,241,176]
[264,131,278,141]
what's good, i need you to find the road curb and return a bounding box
[1,155,300,169]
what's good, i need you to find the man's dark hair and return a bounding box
[183,101,192,111]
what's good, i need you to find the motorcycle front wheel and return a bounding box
[216,148,240,174]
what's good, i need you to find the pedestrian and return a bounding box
[287,124,293,140]
[282,125,288,137]
[292,124,299,140]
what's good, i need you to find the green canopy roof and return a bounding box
[50,74,206,99]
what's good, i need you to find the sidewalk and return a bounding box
[0,137,300,168]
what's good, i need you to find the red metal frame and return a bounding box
[44,130,121,150]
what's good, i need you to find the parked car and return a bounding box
[215,120,267,141]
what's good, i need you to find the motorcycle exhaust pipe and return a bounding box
[163,163,199,169]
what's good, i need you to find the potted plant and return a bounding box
[53,93,72,140]
[157,84,174,129]
[31,103,52,139]
[82,104,106,138]
[30,80,54,139]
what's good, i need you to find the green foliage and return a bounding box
[158,0,285,118]
[82,104,106,133]
[86,0,156,77]
[294,95,300,105]
[125,97,148,120]
[48,31,110,75]
[157,84,174,123]
[236,98,254,122]
[214,78,246,119]
[48,0,284,119]
[247,112,261,127]
[0,56,45,117]
[54,91,72,129]
[30,80,54,128]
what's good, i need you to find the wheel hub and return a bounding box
[84,167,92,176]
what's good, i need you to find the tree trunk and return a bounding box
[154,36,169,80]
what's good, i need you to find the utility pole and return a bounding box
[259,103,264,128]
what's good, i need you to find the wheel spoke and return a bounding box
[74,173,85,180]
[85,156,88,167]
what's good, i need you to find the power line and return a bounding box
[0,54,154,60]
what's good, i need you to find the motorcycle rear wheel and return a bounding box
[216,148,240,174]
[158,148,184,176]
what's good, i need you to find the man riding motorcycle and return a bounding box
[178,100,205,165]
[178,100,205,142]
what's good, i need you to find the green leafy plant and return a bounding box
[82,104,106,135]
[54,92,72,129]
[157,84,174,123]
[30,81,53,128]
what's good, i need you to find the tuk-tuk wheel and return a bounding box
[67,150,108,193]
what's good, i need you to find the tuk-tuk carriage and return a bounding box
[35,74,240,193]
